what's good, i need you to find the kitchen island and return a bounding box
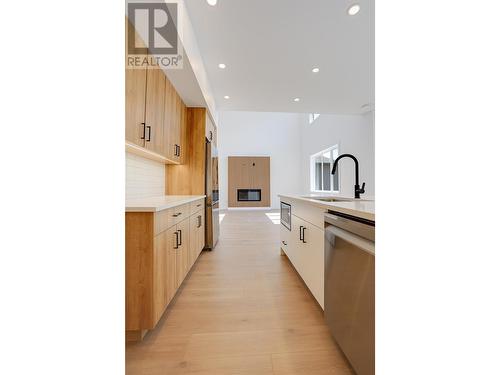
[278,194,375,309]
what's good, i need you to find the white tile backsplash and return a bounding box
[126,152,165,200]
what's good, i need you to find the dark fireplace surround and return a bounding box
[237,189,262,202]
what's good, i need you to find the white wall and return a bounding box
[300,112,375,198]
[218,111,303,209]
[125,152,165,200]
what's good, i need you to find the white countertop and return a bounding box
[126,195,206,212]
[278,194,375,221]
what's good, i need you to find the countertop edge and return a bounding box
[126,195,206,213]
[278,194,375,222]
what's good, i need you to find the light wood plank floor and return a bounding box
[126,210,353,374]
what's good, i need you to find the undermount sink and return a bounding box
[302,196,354,202]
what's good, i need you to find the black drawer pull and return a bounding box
[178,229,182,246]
[174,231,179,249]
[140,123,146,139]
[146,126,151,142]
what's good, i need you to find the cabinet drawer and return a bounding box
[190,199,205,215]
[155,203,190,234]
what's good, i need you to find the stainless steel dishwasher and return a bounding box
[324,211,375,375]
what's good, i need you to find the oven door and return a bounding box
[280,202,291,230]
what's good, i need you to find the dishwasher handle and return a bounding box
[325,225,375,256]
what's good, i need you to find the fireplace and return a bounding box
[237,189,262,202]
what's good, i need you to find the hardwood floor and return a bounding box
[126,210,353,374]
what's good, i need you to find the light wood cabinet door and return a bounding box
[189,214,199,270]
[178,100,187,164]
[125,19,147,147]
[175,218,190,287]
[153,230,168,324]
[166,227,177,305]
[163,80,182,162]
[144,67,166,155]
[125,68,147,147]
[198,210,205,256]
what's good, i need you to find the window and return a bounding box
[308,113,320,124]
[310,145,339,193]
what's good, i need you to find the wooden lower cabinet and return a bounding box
[166,227,177,305]
[189,209,205,269]
[153,227,175,324]
[175,218,190,287]
[126,199,206,342]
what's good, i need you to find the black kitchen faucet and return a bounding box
[331,154,365,199]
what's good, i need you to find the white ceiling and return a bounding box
[184,0,374,115]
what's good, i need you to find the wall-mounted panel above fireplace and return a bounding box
[237,189,261,202]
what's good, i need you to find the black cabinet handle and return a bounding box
[178,145,181,157]
[209,131,213,141]
[299,225,303,241]
[178,229,182,246]
[140,123,146,139]
[301,227,307,243]
[172,212,182,217]
[198,215,202,228]
[146,126,151,142]
[282,240,287,246]
[174,231,179,249]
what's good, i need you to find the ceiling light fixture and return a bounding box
[207,0,217,6]
[224,95,230,99]
[293,98,300,102]
[312,67,320,73]
[347,4,360,16]
[218,63,226,69]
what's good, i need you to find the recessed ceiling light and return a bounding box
[224,95,230,99]
[293,98,300,102]
[218,63,226,69]
[347,4,360,16]
[312,67,320,73]
[207,0,217,6]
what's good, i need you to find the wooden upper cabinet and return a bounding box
[125,68,147,147]
[205,113,216,144]
[126,17,188,164]
[162,81,187,163]
[125,20,147,147]
[144,67,166,155]
[179,100,188,164]
[163,79,180,161]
